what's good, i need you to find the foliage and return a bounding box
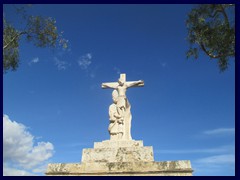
[3,5,68,73]
[186,4,235,72]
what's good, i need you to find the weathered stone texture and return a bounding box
[94,140,143,148]
[46,161,193,176]
[46,140,193,176]
[82,146,153,163]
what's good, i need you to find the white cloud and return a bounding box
[155,145,235,175]
[3,165,35,176]
[195,154,235,164]
[86,53,92,59]
[90,72,95,78]
[54,57,70,70]
[155,145,234,154]
[32,57,39,63]
[3,115,54,176]
[203,128,235,135]
[192,154,235,176]
[161,62,167,67]
[66,142,91,148]
[155,144,235,175]
[32,164,48,173]
[77,53,97,79]
[157,60,167,68]
[28,57,39,65]
[78,53,92,69]
[113,67,121,74]
[90,84,97,91]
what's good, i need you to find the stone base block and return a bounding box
[94,140,143,148]
[82,146,154,163]
[46,160,193,176]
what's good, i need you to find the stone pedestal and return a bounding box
[46,140,193,176]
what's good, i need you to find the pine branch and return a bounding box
[199,43,222,59]
[3,31,27,50]
[219,5,230,28]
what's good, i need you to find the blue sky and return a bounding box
[3,4,235,176]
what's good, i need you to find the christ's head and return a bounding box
[118,79,124,86]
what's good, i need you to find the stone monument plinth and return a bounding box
[46,139,193,176]
[46,74,193,176]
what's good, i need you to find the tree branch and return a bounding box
[3,31,27,50]
[199,42,222,59]
[3,38,8,46]
[219,5,230,28]
[209,5,230,29]
[211,9,222,18]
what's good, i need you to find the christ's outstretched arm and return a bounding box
[126,80,144,88]
[102,82,119,89]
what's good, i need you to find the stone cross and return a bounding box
[102,74,144,89]
[102,73,144,140]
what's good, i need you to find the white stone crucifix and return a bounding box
[102,74,144,141]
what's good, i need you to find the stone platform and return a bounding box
[46,140,193,176]
[83,140,153,163]
[46,160,193,176]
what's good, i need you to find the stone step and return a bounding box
[82,146,154,163]
[46,160,193,176]
[94,140,143,148]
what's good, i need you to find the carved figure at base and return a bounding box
[108,90,124,140]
